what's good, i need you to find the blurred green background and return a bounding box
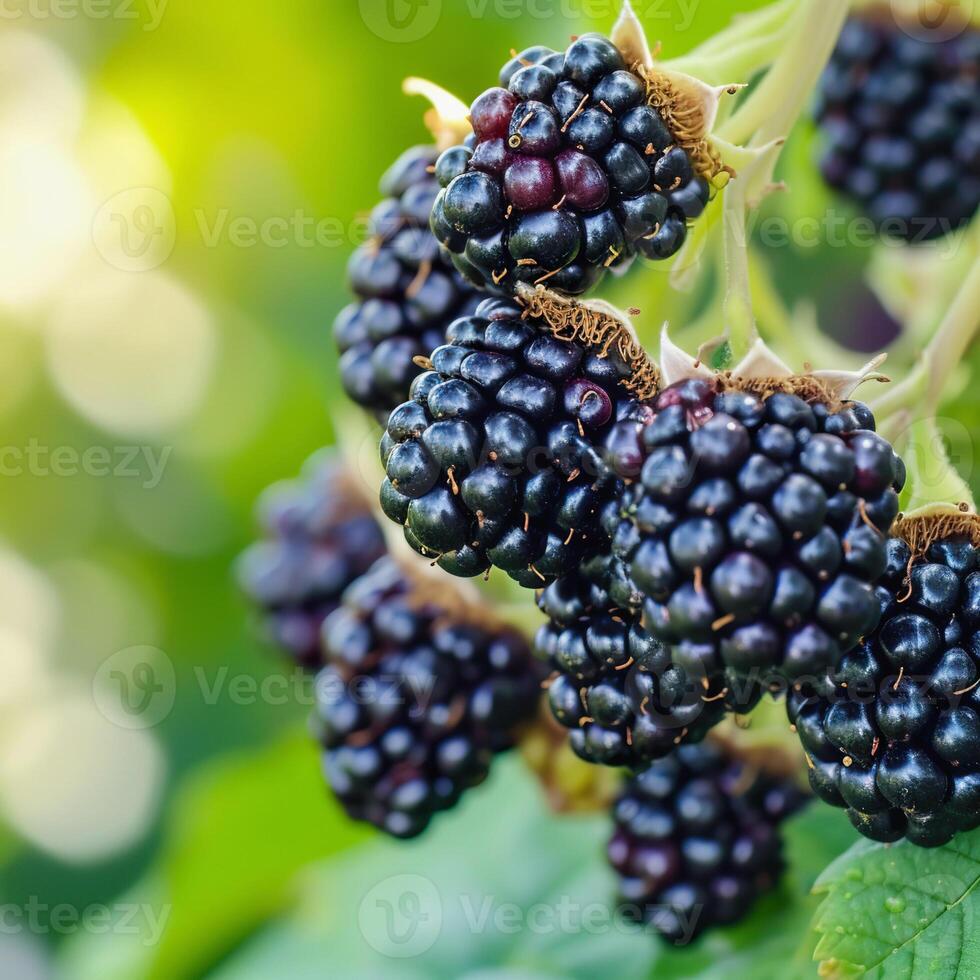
[0,1,977,977]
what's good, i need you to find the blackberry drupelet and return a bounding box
[430,35,710,295]
[334,145,482,417]
[789,531,980,847]
[315,556,540,838]
[534,559,763,768]
[237,453,387,669]
[604,377,905,683]
[380,295,638,586]
[815,12,980,241]
[608,742,806,943]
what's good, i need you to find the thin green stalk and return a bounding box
[719,0,850,147]
[871,250,980,420]
[722,177,757,362]
[689,0,800,52]
[871,249,980,513]
[706,0,850,360]
[899,415,976,512]
[666,0,801,85]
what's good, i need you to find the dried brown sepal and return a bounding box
[660,331,889,413]
[611,0,741,183]
[892,507,980,561]
[716,372,881,415]
[519,706,622,814]
[516,284,660,400]
[634,64,737,183]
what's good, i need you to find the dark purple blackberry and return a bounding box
[815,13,980,241]
[314,556,540,838]
[789,530,980,847]
[379,295,639,586]
[333,145,482,417]
[608,742,806,944]
[237,452,387,669]
[430,36,710,295]
[605,378,905,684]
[534,559,764,769]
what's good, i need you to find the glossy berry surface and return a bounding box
[604,378,905,682]
[815,14,980,241]
[535,557,763,769]
[608,742,806,943]
[380,296,638,586]
[789,534,980,847]
[431,36,709,295]
[315,557,539,838]
[334,145,482,417]
[237,452,387,669]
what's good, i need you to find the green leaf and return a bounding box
[209,756,647,980]
[211,759,855,980]
[59,728,369,980]
[148,729,370,980]
[810,827,980,978]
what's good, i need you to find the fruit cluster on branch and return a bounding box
[240,2,980,949]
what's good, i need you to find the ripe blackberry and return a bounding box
[237,452,387,669]
[379,295,641,586]
[815,12,980,241]
[605,377,905,682]
[314,556,539,838]
[535,561,763,769]
[608,742,806,944]
[334,145,482,417]
[789,528,980,847]
[430,35,710,295]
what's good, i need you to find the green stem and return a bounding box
[722,178,758,362]
[871,249,980,421]
[679,0,800,57]
[706,0,849,362]
[666,1,801,86]
[872,248,980,514]
[719,0,850,147]
[899,416,976,513]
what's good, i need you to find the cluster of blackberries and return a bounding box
[608,742,805,944]
[790,533,980,847]
[815,13,980,241]
[534,559,762,768]
[379,296,637,586]
[314,557,539,837]
[431,35,709,296]
[237,453,387,669]
[334,145,482,417]
[269,14,980,911]
[603,378,905,683]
